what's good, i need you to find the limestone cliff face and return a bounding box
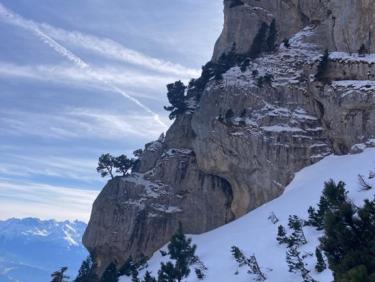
[83,0,375,276]
[213,0,375,61]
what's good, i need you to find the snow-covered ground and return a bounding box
[121,148,375,282]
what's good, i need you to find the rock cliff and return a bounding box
[83,0,375,276]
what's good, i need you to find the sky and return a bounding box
[0,0,223,222]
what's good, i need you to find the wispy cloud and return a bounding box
[0,62,178,96]
[0,3,168,128]
[0,179,99,221]
[38,24,200,78]
[0,154,99,183]
[0,108,169,140]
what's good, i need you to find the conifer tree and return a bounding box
[231,246,266,281]
[100,262,118,282]
[315,49,329,82]
[315,248,326,273]
[97,154,115,179]
[143,271,156,282]
[114,155,134,177]
[307,180,347,230]
[51,267,69,282]
[288,215,307,246]
[266,19,277,52]
[276,225,288,245]
[157,224,205,281]
[74,255,98,282]
[164,81,187,120]
[249,23,268,58]
[286,247,316,282]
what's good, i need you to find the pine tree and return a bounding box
[231,246,266,281]
[315,248,326,273]
[266,19,277,52]
[358,44,368,56]
[283,38,290,48]
[97,154,115,179]
[143,271,156,282]
[276,225,288,245]
[157,224,205,282]
[74,255,98,282]
[113,155,134,177]
[158,262,176,282]
[315,49,329,82]
[100,262,118,282]
[225,109,234,124]
[164,81,187,120]
[307,180,347,230]
[288,215,307,246]
[249,23,268,58]
[51,267,69,282]
[286,247,316,282]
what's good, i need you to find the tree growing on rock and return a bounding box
[100,262,118,282]
[97,154,116,179]
[74,255,98,282]
[249,22,269,59]
[50,267,69,282]
[114,155,134,176]
[315,49,329,82]
[266,19,277,52]
[164,81,187,120]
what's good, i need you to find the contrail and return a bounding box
[0,3,167,128]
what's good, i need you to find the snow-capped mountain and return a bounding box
[0,218,87,282]
[121,148,375,282]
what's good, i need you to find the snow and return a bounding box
[120,148,375,282]
[261,125,304,133]
[330,52,375,64]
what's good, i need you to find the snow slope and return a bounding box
[0,218,87,282]
[121,148,375,282]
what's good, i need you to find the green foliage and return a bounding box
[288,215,307,246]
[225,109,234,124]
[308,180,375,280]
[276,225,288,245]
[157,224,206,281]
[97,154,136,179]
[143,271,157,282]
[307,180,347,230]
[97,153,116,179]
[164,81,187,120]
[286,247,316,282]
[114,155,135,176]
[315,248,326,273]
[50,267,70,282]
[231,246,266,281]
[315,49,329,82]
[249,23,269,59]
[100,262,118,282]
[283,38,290,48]
[358,44,368,56]
[74,255,98,282]
[266,19,277,52]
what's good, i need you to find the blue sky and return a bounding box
[0,0,223,221]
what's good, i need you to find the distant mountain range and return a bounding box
[0,218,87,282]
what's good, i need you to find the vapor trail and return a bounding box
[0,3,167,128]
